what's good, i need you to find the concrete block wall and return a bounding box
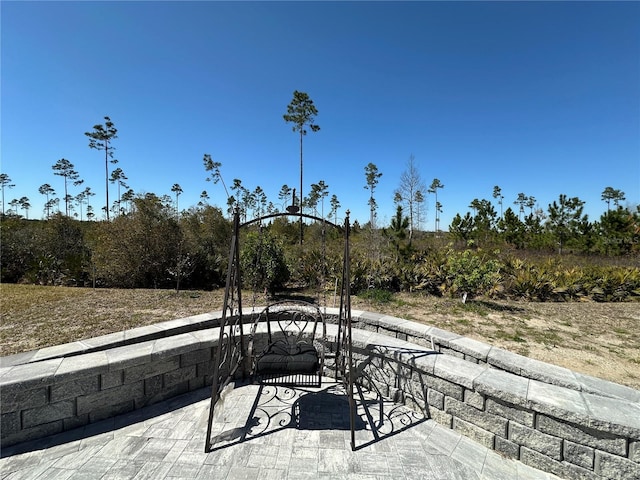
[344,312,640,480]
[1,331,218,448]
[2,308,639,479]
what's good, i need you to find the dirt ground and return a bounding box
[2,285,639,390]
[352,294,640,390]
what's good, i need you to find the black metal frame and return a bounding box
[247,300,326,388]
[204,208,355,452]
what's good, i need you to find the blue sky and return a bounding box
[2,1,639,228]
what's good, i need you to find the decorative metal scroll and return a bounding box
[204,208,245,452]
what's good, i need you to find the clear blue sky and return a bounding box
[2,1,639,228]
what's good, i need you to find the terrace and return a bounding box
[1,309,639,479]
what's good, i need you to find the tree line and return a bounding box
[2,93,638,301]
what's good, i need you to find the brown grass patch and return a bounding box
[2,284,639,390]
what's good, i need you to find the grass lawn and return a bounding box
[2,283,639,390]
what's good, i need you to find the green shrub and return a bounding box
[240,230,290,295]
[445,249,502,302]
[358,288,394,304]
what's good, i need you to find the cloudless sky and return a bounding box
[2,1,639,229]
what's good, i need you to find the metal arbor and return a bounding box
[204,208,355,452]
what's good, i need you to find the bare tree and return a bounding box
[394,155,426,242]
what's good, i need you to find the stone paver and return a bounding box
[0,380,560,479]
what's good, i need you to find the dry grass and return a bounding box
[2,284,639,390]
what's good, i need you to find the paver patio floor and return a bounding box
[1,380,559,479]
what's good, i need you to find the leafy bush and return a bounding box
[358,288,394,303]
[240,230,290,295]
[444,249,502,302]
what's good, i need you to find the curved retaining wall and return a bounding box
[1,308,639,480]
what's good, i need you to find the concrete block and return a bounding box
[198,360,215,380]
[54,352,108,381]
[0,358,62,391]
[509,422,562,461]
[106,343,154,370]
[519,357,581,390]
[123,357,180,384]
[389,386,404,404]
[403,392,425,414]
[1,420,63,448]
[427,405,452,428]
[439,347,464,359]
[631,440,640,463]
[101,370,124,390]
[63,414,89,431]
[406,334,435,350]
[405,379,426,403]
[189,377,205,392]
[445,397,508,436]
[1,386,48,412]
[50,375,100,402]
[448,336,492,362]
[433,354,484,389]
[164,365,197,388]
[180,348,212,367]
[520,446,565,478]
[564,440,594,469]
[537,414,627,456]
[486,347,525,375]
[150,333,200,359]
[473,368,529,407]
[1,411,20,435]
[409,352,437,375]
[488,348,581,390]
[144,374,163,397]
[573,372,640,404]
[77,381,144,416]
[452,417,495,449]
[89,400,135,423]
[426,388,444,410]
[427,327,462,349]
[527,380,590,425]
[81,330,125,350]
[139,380,191,408]
[22,400,76,429]
[582,390,640,439]
[485,398,534,427]
[424,374,464,401]
[561,462,600,480]
[595,450,640,480]
[463,389,484,410]
[495,436,519,459]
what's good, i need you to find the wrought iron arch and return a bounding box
[205,208,355,452]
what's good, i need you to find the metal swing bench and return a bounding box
[248,300,326,388]
[204,208,355,452]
